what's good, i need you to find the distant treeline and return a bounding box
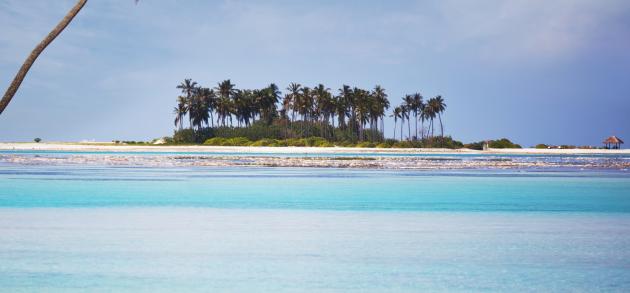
[171,79,450,144]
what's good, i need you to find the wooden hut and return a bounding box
[603,136,624,149]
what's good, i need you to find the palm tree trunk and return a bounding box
[421,120,424,140]
[438,112,444,134]
[414,113,418,141]
[393,120,396,140]
[400,121,403,141]
[407,118,411,141]
[0,0,88,115]
[381,118,385,141]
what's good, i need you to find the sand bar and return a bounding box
[1,142,629,170]
[1,142,629,155]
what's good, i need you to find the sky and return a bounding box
[1,0,629,146]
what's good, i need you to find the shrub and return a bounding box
[535,144,548,149]
[393,141,413,148]
[226,137,252,146]
[303,137,328,147]
[423,136,464,149]
[173,128,213,144]
[173,129,197,144]
[285,138,306,147]
[34,138,41,143]
[356,142,376,148]
[465,138,521,150]
[204,137,227,145]
[317,141,335,147]
[250,139,279,146]
[464,141,484,150]
[162,137,174,144]
[489,138,521,149]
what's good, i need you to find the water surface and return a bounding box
[1,162,630,292]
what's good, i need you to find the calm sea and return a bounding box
[1,152,630,292]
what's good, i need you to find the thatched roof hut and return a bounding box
[603,136,624,149]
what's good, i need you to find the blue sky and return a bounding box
[1,0,629,146]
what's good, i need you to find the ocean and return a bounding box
[1,152,629,291]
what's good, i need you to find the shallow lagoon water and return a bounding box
[1,160,630,292]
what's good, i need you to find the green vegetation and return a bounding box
[199,136,464,149]
[464,138,522,150]
[112,140,152,145]
[489,138,522,149]
[33,138,41,143]
[168,79,456,147]
[163,78,523,149]
[172,79,393,142]
[535,144,549,149]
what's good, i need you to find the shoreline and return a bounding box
[1,142,628,155]
[1,142,629,170]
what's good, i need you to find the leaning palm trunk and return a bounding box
[0,0,88,115]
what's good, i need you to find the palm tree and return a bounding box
[215,95,233,127]
[424,99,437,138]
[233,89,253,127]
[373,86,389,140]
[313,84,333,138]
[198,87,216,127]
[177,79,197,99]
[259,84,280,125]
[1,1,144,115]
[430,95,447,139]
[354,88,370,141]
[0,0,89,115]
[216,80,236,100]
[334,94,348,130]
[412,93,423,140]
[189,93,209,130]
[403,95,416,140]
[173,96,188,130]
[215,80,236,126]
[419,100,427,140]
[400,106,409,141]
[391,106,403,140]
[286,83,301,122]
[177,79,198,129]
[281,93,292,121]
[298,87,312,123]
[339,85,355,136]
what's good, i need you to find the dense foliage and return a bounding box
[489,138,522,149]
[464,138,522,150]
[163,78,523,149]
[199,135,463,149]
[169,79,450,145]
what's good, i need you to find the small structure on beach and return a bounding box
[603,136,624,149]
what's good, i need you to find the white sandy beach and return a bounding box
[1,142,628,155]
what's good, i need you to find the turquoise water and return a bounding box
[2,166,630,212]
[1,161,630,291]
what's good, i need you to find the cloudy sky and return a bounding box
[1,0,629,146]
